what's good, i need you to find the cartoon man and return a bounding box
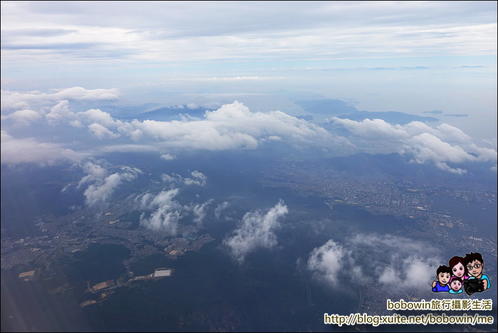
[464,252,490,291]
[432,265,451,292]
[448,276,463,294]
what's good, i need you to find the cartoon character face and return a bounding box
[452,262,465,278]
[466,260,483,278]
[438,272,451,285]
[450,279,462,291]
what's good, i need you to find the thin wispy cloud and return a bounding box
[1,2,496,64]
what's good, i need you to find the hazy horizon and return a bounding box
[1,1,497,139]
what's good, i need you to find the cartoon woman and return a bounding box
[449,256,469,280]
[448,276,463,294]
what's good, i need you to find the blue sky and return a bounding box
[1,1,497,138]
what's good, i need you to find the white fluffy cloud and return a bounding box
[1,130,84,165]
[307,240,346,287]
[138,189,183,234]
[88,123,119,139]
[78,161,141,206]
[137,188,214,233]
[1,109,41,125]
[331,117,497,174]
[160,153,176,161]
[45,100,73,123]
[307,233,440,292]
[125,101,339,151]
[224,200,288,262]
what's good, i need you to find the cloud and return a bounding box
[78,161,141,206]
[378,257,436,291]
[190,199,214,225]
[45,100,73,123]
[307,233,440,292]
[214,201,230,219]
[88,123,119,139]
[2,42,103,51]
[224,200,288,262]
[1,2,496,65]
[81,108,118,127]
[1,108,41,125]
[4,92,346,161]
[1,130,84,165]
[1,87,119,111]
[160,153,176,160]
[170,76,284,82]
[138,189,182,234]
[331,117,497,174]
[307,240,346,287]
[84,173,124,206]
[78,161,108,187]
[97,144,160,154]
[4,28,78,37]
[1,87,494,174]
[161,170,208,187]
[128,101,341,151]
[136,188,216,233]
[183,170,207,186]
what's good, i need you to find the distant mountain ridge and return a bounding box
[116,105,213,121]
[296,98,438,124]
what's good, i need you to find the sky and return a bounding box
[1,1,496,140]
[1,1,497,167]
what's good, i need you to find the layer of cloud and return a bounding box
[307,234,440,292]
[331,117,497,174]
[2,90,346,156]
[224,200,288,262]
[127,101,338,151]
[1,130,84,165]
[2,87,496,174]
[2,2,496,64]
[1,87,119,111]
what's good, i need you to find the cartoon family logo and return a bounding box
[432,252,491,295]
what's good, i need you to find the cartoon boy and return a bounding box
[432,265,451,292]
[449,256,469,280]
[464,252,491,291]
[448,276,463,294]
